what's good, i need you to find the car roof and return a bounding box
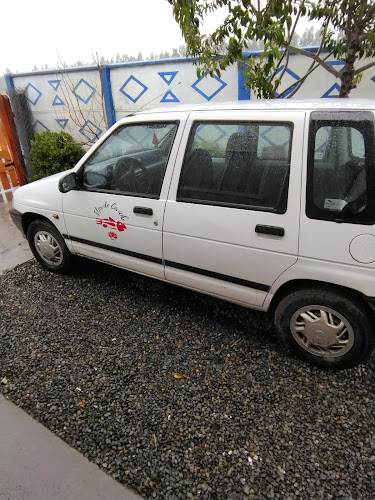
[135,98,375,115]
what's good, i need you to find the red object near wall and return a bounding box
[0,94,27,196]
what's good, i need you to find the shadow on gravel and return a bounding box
[1,259,375,500]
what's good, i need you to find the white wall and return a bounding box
[7,52,375,145]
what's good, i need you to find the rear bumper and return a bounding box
[9,208,25,237]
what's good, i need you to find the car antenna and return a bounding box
[126,81,181,117]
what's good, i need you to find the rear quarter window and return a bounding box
[307,111,375,224]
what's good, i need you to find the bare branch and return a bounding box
[285,45,343,79]
[353,60,375,75]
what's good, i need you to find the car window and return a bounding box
[351,128,365,159]
[314,126,331,160]
[307,111,375,224]
[177,121,293,213]
[82,122,178,198]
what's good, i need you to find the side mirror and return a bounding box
[59,172,77,193]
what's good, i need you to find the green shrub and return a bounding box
[30,131,85,181]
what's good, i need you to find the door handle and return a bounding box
[133,206,153,216]
[255,225,285,237]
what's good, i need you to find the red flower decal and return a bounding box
[108,231,118,240]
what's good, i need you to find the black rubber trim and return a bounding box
[63,234,162,265]
[165,260,270,292]
[63,234,270,292]
[9,208,25,236]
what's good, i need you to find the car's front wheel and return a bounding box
[27,220,73,273]
[274,287,374,369]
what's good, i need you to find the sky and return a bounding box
[1,0,228,75]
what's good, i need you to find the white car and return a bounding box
[10,99,375,369]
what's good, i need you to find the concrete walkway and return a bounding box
[0,198,143,500]
[0,199,32,275]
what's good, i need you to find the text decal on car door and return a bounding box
[94,201,129,221]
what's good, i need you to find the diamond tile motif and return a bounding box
[73,79,97,104]
[260,126,290,148]
[123,127,152,146]
[79,120,103,143]
[26,83,42,106]
[191,75,227,101]
[35,120,49,132]
[260,126,275,146]
[322,61,345,98]
[196,124,227,143]
[120,76,148,103]
[274,66,300,98]
[56,119,69,129]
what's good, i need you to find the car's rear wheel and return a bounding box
[274,287,374,369]
[27,220,73,273]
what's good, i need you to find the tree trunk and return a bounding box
[339,50,356,97]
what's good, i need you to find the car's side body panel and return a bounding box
[11,100,375,308]
[163,110,305,307]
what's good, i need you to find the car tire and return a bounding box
[274,287,374,369]
[27,220,73,274]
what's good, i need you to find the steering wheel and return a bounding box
[113,157,151,194]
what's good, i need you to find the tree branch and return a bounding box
[285,44,342,79]
[353,59,375,75]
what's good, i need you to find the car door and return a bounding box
[163,110,305,308]
[299,110,375,292]
[62,115,183,279]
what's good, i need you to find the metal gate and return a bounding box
[0,94,26,201]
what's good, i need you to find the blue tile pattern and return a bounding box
[322,82,341,98]
[35,120,49,132]
[196,124,227,143]
[26,83,43,106]
[56,119,69,129]
[53,95,64,106]
[48,80,61,91]
[191,75,227,101]
[123,127,152,145]
[119,76,148,103]
[321,61,346,98]
[158,71,178,85]
[79,120,103,143]
[73,79,97,104]
[274,67,300,98]
[160,90,180,103]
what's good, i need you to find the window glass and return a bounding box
[307,113,375,224]
[82,122,178,197]
[351,128,365,158]
[257,125,291,160]
[177,121,293,213]
[314,126,331,160]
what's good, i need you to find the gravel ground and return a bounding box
[1,258,375,500]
